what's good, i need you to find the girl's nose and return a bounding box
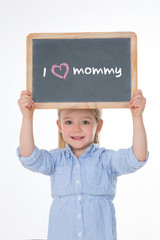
[72,123,82,132]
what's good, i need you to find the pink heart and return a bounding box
[51,63,69,79]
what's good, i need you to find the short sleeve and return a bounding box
[103,146,149,177]
[17,146,56,176]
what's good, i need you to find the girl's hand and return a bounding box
[18,90,35,119]
[129,89,146,118]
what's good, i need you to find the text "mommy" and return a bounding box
[73,67,122,78]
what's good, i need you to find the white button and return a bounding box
[76,180,80,184]
[78,195,82,200]
[77,232,82,237]
[77,214,82,219]
[76,164,80,168]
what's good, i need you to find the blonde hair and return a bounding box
[57,109,102,149]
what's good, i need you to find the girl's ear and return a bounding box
[56,120,62,133]
[96,119,103,134]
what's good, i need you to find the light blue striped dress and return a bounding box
[17,144,148,240]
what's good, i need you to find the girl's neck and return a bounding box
[70,142,93,159]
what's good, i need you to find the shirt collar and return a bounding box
[64,143,99,159]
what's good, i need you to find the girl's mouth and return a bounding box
[71,136,84,140]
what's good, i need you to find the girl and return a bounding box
[17,89,148,240]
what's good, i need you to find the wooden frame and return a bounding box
[26,32,137,109]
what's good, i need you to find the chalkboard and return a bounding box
[26,32,137,109]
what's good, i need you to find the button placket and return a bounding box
[76,194,84,240]
[74,160,84,239]
[74,158,81,191]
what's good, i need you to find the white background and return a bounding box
[0,0,159,239]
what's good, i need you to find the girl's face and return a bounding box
[57,109,103,158]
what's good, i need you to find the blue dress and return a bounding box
[17,144,148,240]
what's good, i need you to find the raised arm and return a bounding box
[129,89,148,162]
[18,90,35,157]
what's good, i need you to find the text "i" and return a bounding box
[43,67,46,77]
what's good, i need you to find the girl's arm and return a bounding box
[18,90,35,157]
[129,89,148,162]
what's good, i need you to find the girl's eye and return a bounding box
[65,121,72,125]
[82,120,89,125]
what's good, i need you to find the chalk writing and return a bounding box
[43,64,123,79]
[51,63,69,79]
[43,67,46,77]
[73,67,122,78]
